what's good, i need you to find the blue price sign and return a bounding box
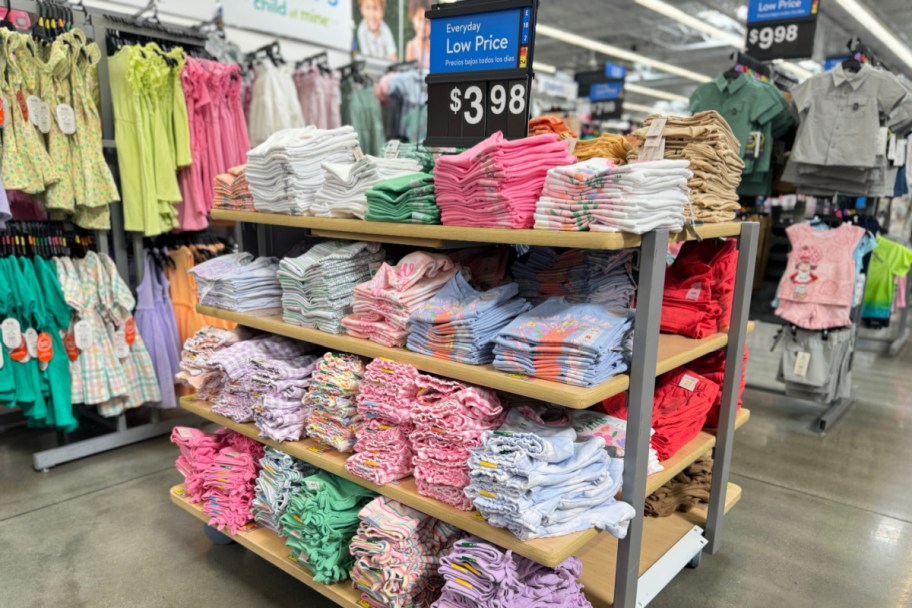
[604,62,627,80]
[590,81,624,101]
[823,56,848,71]
[430,8,522,74]
[426,0,538,147]
[747,0,818,23]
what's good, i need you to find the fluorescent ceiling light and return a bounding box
[831,0,912,69]
[771,59,815,79]
[624,102,660,114]
[536,23,712,83]
[625,83,688,102]
[533,61,557,74]
[634,0,744,48]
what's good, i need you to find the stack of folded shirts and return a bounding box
[629,112,744,222]
[247,126,359,215]
[305,352,366,452]
[170,426,234,502]
[566,407,663,475]
[574,132,632,163]
[388,142,435,172]
[434,537,593,606]
[208,335,314,422]
[434,131,576,228]
[529,115,579,139]
[312,156,423,219]
[251,354,320,442]
[533,157,693,234]
[350,497,459,608]
[280,471,376,583]
[465,406,635,540]
[212,165,254,211]
[342,251,458,348]
[200,433,266,534]
[278,241,386,334]
[406,274,531,364]
[410,375,504,510]
[190,254,283,314]
[646,455,713,517]
[345,358,420,485]
[492,298,633,387]
[599,367,720,461]
[365,172,440,224]
[661,238,739,339]
[251,447,316,534]
[511,247,635,307]
[176,328,241,400]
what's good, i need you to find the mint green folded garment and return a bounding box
[280,470,376,583]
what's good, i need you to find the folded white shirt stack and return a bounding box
[311,155,423,219]
[247,126,359,215]
[533,158,693,234]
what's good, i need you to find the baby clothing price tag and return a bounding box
[64,332,79,360]
[678,374,699,391]
[24,328,38,358]
[26,95,41,125]
[124,317,136,344]
[305,480,321,491]
[793,352,811,377]
[36,332,54,362]
[685,281,703,301]
[2,318,21,350]
[56,103,76,134]
[37,102,52,134]
[73,319,93,351]
[0,96,7,128]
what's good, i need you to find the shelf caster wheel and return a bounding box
[686,551,702,569]
[203,524,234,545]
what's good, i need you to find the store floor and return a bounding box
[2,321,911,607]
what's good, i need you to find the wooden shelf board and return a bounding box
[179,397,749,568]
[169,484,362,608]
[580,483,742,608]
[211,209,745,251]
[196,306,754,410]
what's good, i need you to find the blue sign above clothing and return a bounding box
[747,0,817,23]
[590,81,624,101]
[823,56,849,71]
[604,63,627,80]
[429,8,522,74]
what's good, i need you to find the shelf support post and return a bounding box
[614,229,668,608]
[704,221,758,554]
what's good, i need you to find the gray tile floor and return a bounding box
[2,320,911,607]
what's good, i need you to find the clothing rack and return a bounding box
[847,37,891,72]
[0,2,197,470]
[387,59,418,73]
[728,51,771,80]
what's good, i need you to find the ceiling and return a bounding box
[531,0,912,111]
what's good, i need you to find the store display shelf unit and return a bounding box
[199,215,760,608]
[178,395,749,568]
[197,305,755,410]
[211,209,744,251]
[170,479,739,608]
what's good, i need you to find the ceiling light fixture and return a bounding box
[634,0,744,48]
[625,83,689,102]
[624,102,661,114]
[830,0,912,69]
[771,59,816,79]
[536,23,712,83]
[533,61,558,74]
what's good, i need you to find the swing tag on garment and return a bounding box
[0,96,6,128]
[304,480,321,491]
[56,103,76,135]
[37,102,52,134]
[353,145,364,160]
[565,138,578,155]
[124,317,136,345]
[73,319,93,351]
[685,281,703,301]
[2,318,22,350]
[793,351,811,377]
[24,328,38,359]
[678,374,699,391]
[383,139,401,159]
[63,332,79,360]
[36,332,53,362]
[9,340,28,363]
[113,329,130,359]
[26,94,41,125]
[177,427,192,438]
